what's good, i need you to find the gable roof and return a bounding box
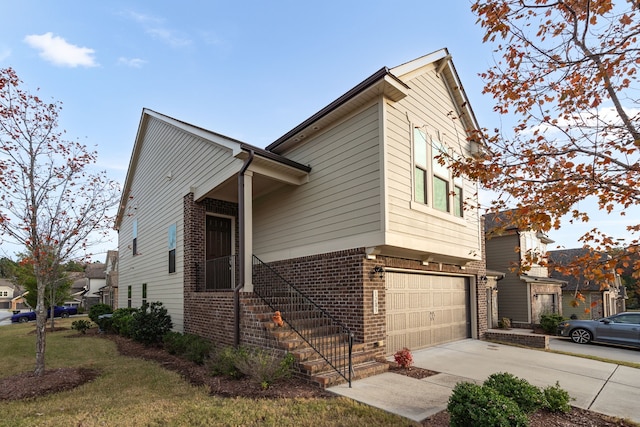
[115,109,311,230]
[484,210,554,243]
[85,263,106,280]
[267,48,480,154]
[548,249,616,291]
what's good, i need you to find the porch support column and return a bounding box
[240,170,254,292]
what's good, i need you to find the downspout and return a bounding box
[235,150,254,346]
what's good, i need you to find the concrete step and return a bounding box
[311,360,389,388]
[299,348,378,375]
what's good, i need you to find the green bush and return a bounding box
[111,308,137,337]
[539,313,565,335]
[208,346,248,379]
[484,372,546,413]
[130,302,173,345]
[71,319,93,334]
[88,303,113,323]
[95,315,113,333]
[162,332,212,365]
[163,331,186,355]
[447,382,528,427]
[184,335,212,365]
[543,382,572,413]
[235,348,295,389]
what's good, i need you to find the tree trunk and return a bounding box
[34,310,47,376]
[34,279,47,376]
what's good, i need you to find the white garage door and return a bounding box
[386,272,470,355]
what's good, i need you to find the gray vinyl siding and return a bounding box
[253,103,383,259]
[118,116,243,331]
[486,235,530,323]
[384,64,481,259]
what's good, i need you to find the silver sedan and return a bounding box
[557,312,640,347]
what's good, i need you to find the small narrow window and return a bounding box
[413,128,429,205]
[127,285,132,309]
[142,283,147,306]
[168,224,176,274]
[132,219,138,256]
[454,185,463,217]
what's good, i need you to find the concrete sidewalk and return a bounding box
[328,339,640,423]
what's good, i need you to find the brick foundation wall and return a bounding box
[376,254,487,341]
[182,192,488,354]
[183,194,240,341]
[485,330,549,349]
[266,248,370,342]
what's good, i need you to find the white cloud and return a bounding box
[117,57,147,68]
[24,32,98,68]
[146,27,191,48]
[123,10,192,48]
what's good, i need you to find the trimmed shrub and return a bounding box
[95,315,113,333]
[394,347,413,368]
[183,335,212,365]
[539,313,565,335]
[543,382,572,413]
[88,303,112,323]
[130,302,173,345]
[235,348,295,389]
[484,372,546,413]
[163,332,212,365]
[163,331,186,355]
[111,308,137,337]
[71,319,93,334]
[208,346,248,379]
[448,382,528,427]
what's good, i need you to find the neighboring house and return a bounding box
[116,48,487,385]
[485,212,566,327]
[99,251,118,308]
[83,263,106,309]
[65,271,88,308]
[549,249,625,320]
[0,278,15,310]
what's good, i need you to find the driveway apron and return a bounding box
[328,339,640,423]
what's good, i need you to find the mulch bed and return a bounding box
[2,328,637,426]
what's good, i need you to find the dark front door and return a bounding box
[205,216,232,290]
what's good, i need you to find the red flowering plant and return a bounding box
[394,347,413,369]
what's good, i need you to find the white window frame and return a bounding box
[412,126,461,217]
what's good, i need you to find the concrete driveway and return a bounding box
[329,339,640,423]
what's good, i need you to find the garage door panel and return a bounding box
[386,272,470,355]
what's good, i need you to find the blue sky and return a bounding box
[0,1,632,257]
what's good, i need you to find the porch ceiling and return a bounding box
[197,154,309,203]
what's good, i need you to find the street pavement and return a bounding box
[328,338,640,423]
[0,311,12,326]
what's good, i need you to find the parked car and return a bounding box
[557,312,640,348]
[11,306,78,323]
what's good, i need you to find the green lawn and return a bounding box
[0,318,415,427]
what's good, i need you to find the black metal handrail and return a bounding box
[252,255,353,387]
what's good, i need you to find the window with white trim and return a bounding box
[413,127,463,217]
